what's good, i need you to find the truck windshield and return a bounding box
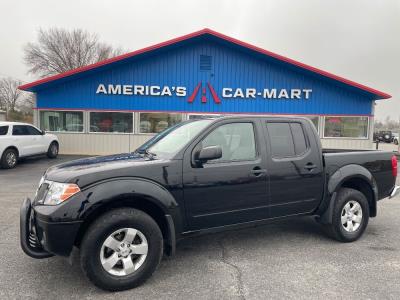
[137,119,213,158]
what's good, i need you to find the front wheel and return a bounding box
[80,208,163,291]
[324,188,369,242]
[394,139,398,145]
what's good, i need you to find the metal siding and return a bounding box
[36,41,373,115]
[53,133,372,155]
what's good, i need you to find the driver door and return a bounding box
[182,119,269,230]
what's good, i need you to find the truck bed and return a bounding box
[322,149,395,199]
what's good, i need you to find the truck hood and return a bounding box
[44,153,171,187]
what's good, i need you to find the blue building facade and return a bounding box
[20,29,390,154]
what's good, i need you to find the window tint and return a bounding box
[267,123,295,157]
[290,123,307,155]
[201,123,256,162]
[139,113,182,133]
[90,112,133,133]
[0,126,8,135]
[40,111,83,132]
[12,125,30,136]
[26,126,42,135]
[324,117,368,138]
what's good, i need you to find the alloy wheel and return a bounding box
[341,200,363,232]
[6,152,17,167]
[100,228,148,276]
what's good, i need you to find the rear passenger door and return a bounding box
[26,125,47,153]
[12,125,37,156]
[264,120,324,217]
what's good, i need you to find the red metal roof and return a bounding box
[19,28,391,99]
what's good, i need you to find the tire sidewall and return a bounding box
[47,142,58,158]
[334,189,369,242]
[1,149,18,169]
[80,209,163,291]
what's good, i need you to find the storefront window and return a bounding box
[139,113,182,133]
[324,117,368,138]
[40,111,83,132]
[90,112,133,133]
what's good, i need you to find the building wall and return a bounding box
[32,39,378,154]
[35,40,374,116]
[48,114,373,155]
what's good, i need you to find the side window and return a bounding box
[26,126,42,135]
[201,122,256,162]
[0,126,8,135]
[12,125,29,136]
[290,123,307,155]
[267,123,295,157]
[267,122,309,158]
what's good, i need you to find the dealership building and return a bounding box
[19,28,390,155]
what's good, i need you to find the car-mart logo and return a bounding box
[96,83,312,102]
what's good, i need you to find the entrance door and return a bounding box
[183,119,269,230]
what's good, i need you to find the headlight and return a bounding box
[42,181,81,205]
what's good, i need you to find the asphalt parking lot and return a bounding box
[0,155,400,299]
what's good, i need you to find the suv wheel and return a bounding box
[1,148,18,169]
[324,188,369,242]
[47,142,59,158]
[80,208,163,291]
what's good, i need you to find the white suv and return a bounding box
[0,122,59,169]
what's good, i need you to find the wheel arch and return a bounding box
[2,145,19,158]
[74,178,180,256]
[319,164,378,223]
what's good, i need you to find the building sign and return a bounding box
[96,83,312,102]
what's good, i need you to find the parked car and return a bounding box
[20,117,399,291]
[377,130,394,143]
[0,122,59,169]
[393,132,399,145]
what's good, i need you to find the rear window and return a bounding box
[290,123,307,155]
[267,123,295,157]
[267,122,309,158]
[0,126,8,135]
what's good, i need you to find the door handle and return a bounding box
[250,167,267,176]
[304,163,317,171]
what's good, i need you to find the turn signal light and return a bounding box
[60,184,81,201]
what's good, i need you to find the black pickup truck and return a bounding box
[20,116,399,291]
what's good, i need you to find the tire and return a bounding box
[324,188,369,242]
[47,142,59,158]
[395,139,398,145]
[1,148,18,169]
[80,208,163,291]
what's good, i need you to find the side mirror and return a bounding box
[197,146,222,163]
[41,130,46,135]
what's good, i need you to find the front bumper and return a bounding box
[389,185,400,199]
[20,198,82,258]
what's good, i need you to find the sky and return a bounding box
[0,0,399,121]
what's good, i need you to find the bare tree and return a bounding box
[24,28,122,78]
[0,77,24,113]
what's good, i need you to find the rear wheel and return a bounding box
[47,142,58,158]
[324,188,369,242]
[80,208,163,291]
[1,148,18,169]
